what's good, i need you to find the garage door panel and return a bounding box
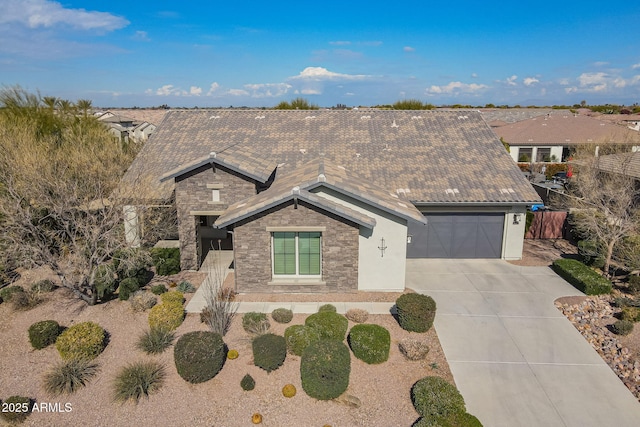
[426,220,454,258]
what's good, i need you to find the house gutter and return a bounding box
[412,201,540,207]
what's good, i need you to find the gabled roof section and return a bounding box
[122,109,541,204]
[214,186,376,229]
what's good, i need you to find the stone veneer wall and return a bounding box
[233,200,359,293]
[175,164,257,269]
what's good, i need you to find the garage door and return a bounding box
[407,213,504,258]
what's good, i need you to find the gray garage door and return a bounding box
[407,213,504,258]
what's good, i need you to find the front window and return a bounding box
[272,232,321,277]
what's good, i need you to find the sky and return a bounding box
[1,0,639,108]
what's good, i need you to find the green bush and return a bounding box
[301,339,351,400]
[621,307,640,322]
[628,275,640,294]
[612,320,634,335]
[241,374,255,391]
[242,311,271,334]
[318,303,337,313]
[177,281,196,293]
[0,396,33,424]
[137,328,175,354]
[43,359,99,396]
[577,240,606,269]
[150,248,181,276]
[396,293,437,332]
[284,324,321,356]
[413,412,483,427]
[118,278,140,301]
[348,324,390,364]
[55,322,106,361]
[151,284,167,295]
[252,333,286,373]
[160,291,184,305]
[0,285,24,301]
[271,308,294,324]
[552,258,612,295]
[129,290,157,312]
[113,361,165,403]
[9,289,42,310]
[113,248,152,285]
[411,376,466,421]
[174,331,226,383]
[305,312,348,341]
[148,301,184,331]
[28,320,62,350]
[31,279,56,293]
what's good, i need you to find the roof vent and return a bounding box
[383,144,391,151]
[237,202,246,208]
[458,115,468,120]
[542,123,547,126]
[391,120,399,128]
[300,149,306,154]
[355,153,361,158]
[305,116,316,120]
[317,173,326,182]
[528,139,533,142]
[396,188,411,195]
[411,116,423,120]
[361,115,371,120]
[445,188,460,195]
[291,186,300,195]
[209,115,220,120]
[209,152,217,158]
[255,115,265,120]
[337,165,346,170]
[398,202,408,208]
[277,162,286,167]
[500,188,516,194]
[565,139,571,142]
[390,192,399,198]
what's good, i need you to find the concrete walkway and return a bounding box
[406,259,640,427]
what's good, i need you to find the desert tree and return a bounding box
[565,143,640,277]
[392,99,435,110]
[274,97,318,110]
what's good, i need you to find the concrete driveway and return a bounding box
[406,259,640,427]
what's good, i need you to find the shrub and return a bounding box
[395,293,437,332]
[177,281,196,293]
[148,301,184,331]
[150,284,167,295]
[252,333,287,373]
[113,361,165,403]
[137,328,175,354]
[10,289,42,310]
[552,258,612,295]
[113,248,152,286]
[345,308,369,323]
[577,240,606,269]
[94,263,117,300]
[118,278,140,301]
[150,248,181,276]
[243,312,270,334]
[28,320,62,350]
[174,331,226,383]
[129,290,157,312]
[240,374,255,391]
[0,285,24,301]
[621,307,640,322]
[612,320,634,335]
[413,412,483,427]
[300,339,351,400]
[227,349,239,359]
[0,396,33,424]
[55,322,106,361]
[628,275,640,294]
[305,312,348,341]
[43,359,99,396]
[160,291,184,305]
[282,384,297,398]
[411,376,466,420]
[347,324,390,364]
[318,303,337,313]
[271,308,294,324]
[31,279,56,293]
[284,324,321,356]
[399,338,430,361]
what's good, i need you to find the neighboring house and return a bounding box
[123,110,541,293]
[131,122,157,142]
[96,111,156,142]
[594,151,640,180]
[492,113,640,163]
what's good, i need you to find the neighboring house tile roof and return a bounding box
[480,108,572,124]
[123,109,540,204]
[594,152,640,179]
[494,113,640,147]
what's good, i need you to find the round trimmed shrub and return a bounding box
[347,324,390,364]
[243,312,270,333]
[227,349,239,359]
[318,303,337,313]
[118,278,140,301]
[55,322,106,361]
[396,293,437,332]
[345,308,369,323]
[148,301,184,331]
[174,331,225,383]
[301,339,351,400]
[0,285,24,302]
[0,396,33,424]
[305,312,348,341]
[160,291,184,305]
[252,333,286,373]
[271,308,294,324]
[413,412,483,427]
[150,284,167,295]
[241,374,255,391]
[612,319,634,336]
[28,320,62,350]
[284,324,321,356]
[411,376,466,420]
[282,384,296,398]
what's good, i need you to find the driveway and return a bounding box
[406,259,640,427]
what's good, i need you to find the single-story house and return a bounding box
[123,110,541,293]
[492,113,640,163]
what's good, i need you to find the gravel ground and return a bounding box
[0,270,451,427]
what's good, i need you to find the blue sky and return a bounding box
[1,0,639,108]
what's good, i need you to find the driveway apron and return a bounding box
[406,259,640,427]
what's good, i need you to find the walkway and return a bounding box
[406,259,640,427]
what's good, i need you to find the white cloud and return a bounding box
[207,82,220,95]
[471,73,478,78]
[0,0,129,30]
[403,46,415,52]
[345,92,355,96]
[243,83,292,98]
[505,75,518,86]
[633,63,640,70]
[426,81,488,95]
[227,89,250,97]
[559,78,570,85]
[133,30,150,41]
[290,67,371,81]
[578,72,608,87]
[593,61,609,67]
[523,77,539,86]
[300,89,321,95]
[565,87,578,94]
[190,86,202,96]
[329,41,351,45]
[155,85,187,96]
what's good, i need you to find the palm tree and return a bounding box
[76,99,92,118]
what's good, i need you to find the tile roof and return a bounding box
[594,152,640,179]
[123,110,541,204]
[494,113,640,147]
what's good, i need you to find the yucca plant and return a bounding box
[113,361,166,403]
[43,359,99,395]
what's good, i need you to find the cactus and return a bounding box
[282,384,297,398]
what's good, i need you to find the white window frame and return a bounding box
[271,231,322,279]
